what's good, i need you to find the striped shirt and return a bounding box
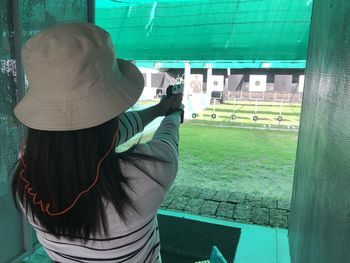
[23,111,181,263]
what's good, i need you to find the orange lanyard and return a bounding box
[20,128,118,216]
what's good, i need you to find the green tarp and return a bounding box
[96,0,312,61]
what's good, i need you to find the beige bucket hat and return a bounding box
[14,23,144,131]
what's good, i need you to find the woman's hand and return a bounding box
[158,94,183,116]
[138,93,183,128]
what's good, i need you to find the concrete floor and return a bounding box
[160,210,290,263]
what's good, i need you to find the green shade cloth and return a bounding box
[96,0,312,61]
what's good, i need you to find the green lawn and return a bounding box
[121,100,300,201]
[175,123,298,201]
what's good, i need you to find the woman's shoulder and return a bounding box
[131,140,178,170]
[118,141,178,190]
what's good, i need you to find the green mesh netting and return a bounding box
[289,1,350,263]
[0,1,89,255]
[20,0,88,43]
[96,0,312,61]
[0,0,18,202]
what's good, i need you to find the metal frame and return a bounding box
[87,0,95,24]
[13,0,25,105]
[12,0,34,260]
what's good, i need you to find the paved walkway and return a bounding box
[161,185,290,228]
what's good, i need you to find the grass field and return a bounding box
[122,100,300,201]
[175,124,298,201]
[191,100,301,130]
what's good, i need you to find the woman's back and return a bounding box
[11,23,183,263]
[18,109,181,263]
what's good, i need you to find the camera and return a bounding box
[165,84,184,123]
[166,83,184,97]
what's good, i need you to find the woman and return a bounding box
[11,23,183,262]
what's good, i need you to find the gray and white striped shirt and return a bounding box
[23,111,180,263]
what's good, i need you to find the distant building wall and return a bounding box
[166,68,304,93]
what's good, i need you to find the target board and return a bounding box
[274,75,293,92]
[249,75,267,92]
[228,75,244,91]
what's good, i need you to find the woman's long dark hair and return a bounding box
[11,117,135,240]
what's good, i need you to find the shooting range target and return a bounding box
[192,113,197,119]
[211,113,217,119]
[277,115,283,122]
[253,115,258,121]
[231,114,237,120]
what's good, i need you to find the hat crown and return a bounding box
[23,23,119,101]
[15,23,144,131]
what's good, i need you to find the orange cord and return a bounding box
[20,128,119,216]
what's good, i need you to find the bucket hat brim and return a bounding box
[14,58,144,131]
